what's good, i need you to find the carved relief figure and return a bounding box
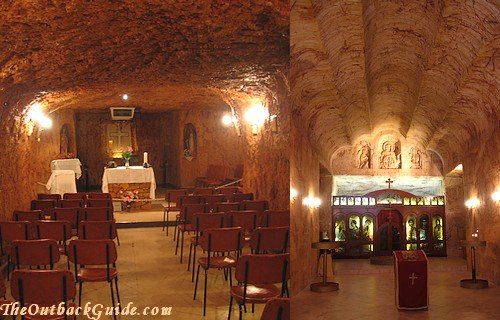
[379,140,401,169]
[356,141,371,169]
[410,147,423,169]
[183,123,197,161]
[59,124,71,155]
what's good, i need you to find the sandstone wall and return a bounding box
[0,104,76,219]
[444,175,467,258]
[462,126,500,285]
[177,109,245,188]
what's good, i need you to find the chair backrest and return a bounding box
[263,210,290,227]
[165,189,189,209]
[240,200,269,214]
[11,239,60,268]
[226,210,260,232]
[63,192,88,200]
[37,193,62,202]
[235,253,290,286]
[250,227,289,254]
[86,199,113,209]
[179,204,208,223]
[78,220,117,240]
[82,207,114,221]
[194,187,215,195]
[87,192,112,200]
[260,298,291,320]
[30,199,57,217]
[59,199,84,208]
[200,227,244,253]
[229,193,254,202]
[202,194,226,204]
[13,210,43,223]
[53,207,81,230]
[215,202,240,213]
[35,220,72,242]
[217,186,240,196]
[193,213,225,233]
[178,195,204,206]
[0,221,31,243]
[11,270,76,307]
[68,239,117,266]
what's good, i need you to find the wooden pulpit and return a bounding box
[393,250,428,310]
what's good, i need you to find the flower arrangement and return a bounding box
[119,190,139,211]
[120,146,133,162]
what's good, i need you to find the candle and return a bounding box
[143,152,148,164]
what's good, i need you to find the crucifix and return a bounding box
[409,272,418,285]
[385,178,394,189]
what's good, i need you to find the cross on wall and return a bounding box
[385,178,394,189]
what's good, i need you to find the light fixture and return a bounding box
[38,116,53,129]
[465,198,480,209]
[290,188,298,202]
[492,191,500,202]
[27,102,53,131]
[303,196,321,208]
[221,113,235,126]
[244,100,269,135]
[122,94,129,100]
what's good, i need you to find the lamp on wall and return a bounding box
[290,188,298,203]
[303,196,321,209]
[492,191,500,202]
[244,100,270,135]
[26,102,52,141]
[465,197,480,238]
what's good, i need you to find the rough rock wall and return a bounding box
[444,175,467,258]
[178,109,245,188]
[0,105,76,219]
[462,126,500,285]
[290,122,320,294]
[75,112,173,188]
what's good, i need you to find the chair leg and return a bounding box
[115,277,122,312]
[162,209,166,231]
[203,269,208,316]
[78,282,83,307]
[191,246,197,282]
[228,295,233,320]
[180,231,185,263]
[116,231,121,246]
[229,268,233,286]
[188,243,193,271]
[252,304,254,313]
[175,229,181,255]
[238,304,243,320]
[193,264,200,300]
[109,281,116,320]
[173,220,178,242]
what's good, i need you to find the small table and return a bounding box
[51,159,82,179]
[310,242,340,292]
[460,240,488,289]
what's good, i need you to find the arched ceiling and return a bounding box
[291,0,499,171]
[0,0,289,111]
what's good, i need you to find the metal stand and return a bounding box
[460,240,488,289]
[310,242,339,292]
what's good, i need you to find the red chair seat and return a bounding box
[198,256,236,269]
[78,268,118,282]
[230,284,281,304]
[24,302,77,320]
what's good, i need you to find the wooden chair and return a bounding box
[31,199,57,218]
[194,187,215,195]
[250,227,289,254]
[215,202,240,213]
[86,199,113,209]
[226,210,261,244]
[59,199,85,208]
[194,227,244,316]
[263,210,290,227]
[87,193,112,200]
[11,270,76,320]
[68,239,121,319]
[11,239,60,271]
[35,220,72,268]
[163,189,188,234]
[217,186,241,197]
[175,204,208,263]
[229,193,254,203]
[260,298,290,320]
[37,193,62,202]
[13,210,43,238]
[228,254,290,320]
[78,220,118,242]
[0,221,30,279]
[202,194,226,212]
[239,200,269,215]
[81,208,118,245]
[63,193,88,200]
[173,195,205,241]
[53,207,81,237]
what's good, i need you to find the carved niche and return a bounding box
[379,139,401,169]
[409,147,423,169]
[356,141,371,169]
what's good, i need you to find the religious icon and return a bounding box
[59,124,71,156]
[409,146,423,169]
[356,141,371,169]
[406,218,417,240]
[379,140,401,169]
[348,215,360,240]
[362,216,373,240]
[183,123,197,161]
[334,220,346,241]
[433,217,443,240]
[419,216,429,240]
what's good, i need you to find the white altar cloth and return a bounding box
[51,159,82,179]
[46,170,77,196]
[101,166,156,199]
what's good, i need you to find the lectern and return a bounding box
[394,250,428,310]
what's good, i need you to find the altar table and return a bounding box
[102,166,156,199]
[46,170,77,196]
[51,159,82,179]
[394,250,428,310]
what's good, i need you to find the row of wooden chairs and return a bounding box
[0,239,121,320]
[38,192,112,201]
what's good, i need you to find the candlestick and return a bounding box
[143,152,148,164]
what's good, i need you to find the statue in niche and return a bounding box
[59,124,73,158]
[379,140,401,169]
[183,123,197,161]
[409,147,423,169]
[356,141,371,169]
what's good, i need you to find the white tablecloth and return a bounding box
[102,166,156,199]
[46,170,77,196]
[51,159,82,179]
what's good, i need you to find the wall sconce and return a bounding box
[465,198,480,209]
[290,188,298,203]
[465,197,480,238]
[244,101,269,135]
[26,103,52,141]
[492,191,500,202]
[221,113,237,126]
[302,196,321,209]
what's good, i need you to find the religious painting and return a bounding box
[348,215,360,240]
[59,123,72,157]
[379,139,401,169]
[334,218,346,241]
[362,215,374,241]
[406,216,418,241]
[409,146,423,169]
[106,123,133,158]
[356,141,371,169]
[183,123,197,161]
[419,215,429,240]
[376,192,403,205]
[433,216,443,240]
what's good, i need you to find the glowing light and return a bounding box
[122,94,129,100]
[39,116,53,129]
[453,164,463,171]
[302,196,322,208]
[492,191,500,202]
[290,188,298,201]
[465,198,480,209]
[222,114,235,126]
[244,101,269,127]
[27,103,43,121]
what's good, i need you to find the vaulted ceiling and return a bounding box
[291,0,499,172]
[0,0,289,111]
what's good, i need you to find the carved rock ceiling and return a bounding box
[291,0,499,172]
[0,0,289,111]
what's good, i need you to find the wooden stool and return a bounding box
[310,242,340,292]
